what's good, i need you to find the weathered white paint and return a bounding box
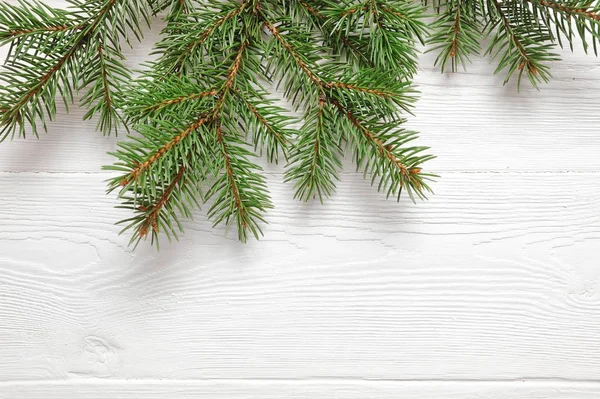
[2,381,600,399]
[1,1,599,398]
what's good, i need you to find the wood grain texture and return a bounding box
[1,172,599,383]
[2,381,600,399]
[1,0,599,397]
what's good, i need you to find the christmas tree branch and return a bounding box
[525,0,600,53]
[208,119,271,242]
[154,1,247,75]
[527,0,600,21]
[261,17,324,87]
[118,115,211,186]
[121,75,218,123]
[333,99,432,200]
[3,22,83,40]
[232,89,290,163]
[285,95,343,201]
[428,0,483,72]
[80,42,130,135]
[490,0,535,69]
[258,8,430,201]
[295,0,376,67]
[205,35,273,241]
[137,163,187,240]
[324,0,427,75]
[143,89,218,114]
[0,0,150,139]
[109,0,432,246]
[0,1,81,46]
[486,0,558,88]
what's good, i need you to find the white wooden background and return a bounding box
[1,2,600,398]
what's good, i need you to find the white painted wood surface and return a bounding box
[1,2,600,398]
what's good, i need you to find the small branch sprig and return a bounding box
[0,0,151,140]
[106,0,434,246]
[428,0,600,88]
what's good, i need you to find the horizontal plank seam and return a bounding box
[2,378,600,386]
[414,68,600,83]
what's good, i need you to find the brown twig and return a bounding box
[261,17,324,86]
[142,89,217,113]
[328,82,395,97]
[8,23,83,37]
[139,164,186,237]
[234,90,286,145]
[172,4,245,75]
[491,0,537,75]
[97,44,113,113]
[215,121,246,226]
[331,99,410,179]
[450,3,462,58]
[525,0,600,21]
[121,115,210,185]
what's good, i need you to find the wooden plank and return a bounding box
[1,172,599,381]
[1,381,600,399]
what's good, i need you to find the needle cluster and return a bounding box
[107,0,434,246]
[429,0,600,87]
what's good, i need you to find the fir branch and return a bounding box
[285,95,343,202]
[118,115,211,187]
[113,25,278,243]
[153,0,247,75]
[525,0,600,53]
[121,74,218,123]
[0,0,80,47]
[259,9,430,202]
[107,0,433,246]
[428,0,483,72]
[322,0,427,76]
[233,89,292,163]
[0,0,151,139]
[2,22,83,41]
[137,163,187,241]
[486,0,559,88]
[204,36,274,242]
[294,0,376,67]
[259,12,345,198]
[425,0,600,87]
[327,82,395,97]
[333,99,434,201]
[490,0,534,67]
[528,0,600,22]
[115,156,205,248]
[145,89,218,113]
[107,116,212,246]
[261,17,324,87]
[80,42,129,135]
[207,120,272,242]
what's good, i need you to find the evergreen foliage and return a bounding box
[0,0,151,139]
[0,0,598,246]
